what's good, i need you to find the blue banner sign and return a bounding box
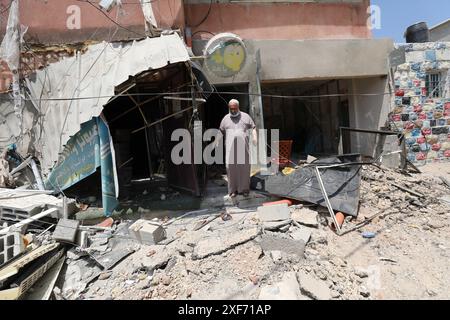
[45,116,119,216]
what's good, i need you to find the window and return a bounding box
[425,72,443,98]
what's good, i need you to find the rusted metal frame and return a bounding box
[314,166,342,235]
[128,89,154,180]
[131,106,195,135]
[109,94,161,123]
[313,161,374,235]
[109,82,190,123]
[339,127,400,135]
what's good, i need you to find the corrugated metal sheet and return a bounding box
[20,33,189,176]
[0,98,37,156]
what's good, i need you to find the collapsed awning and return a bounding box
[251,154,362,217]
[23,33,189,176]
[45,115,119,216]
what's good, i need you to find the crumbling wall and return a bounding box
[390,42,450,165]
[0,48,76,92]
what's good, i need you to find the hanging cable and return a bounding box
[0,90,397,102]
[188,0,212,28]
[77,0,147,38]
[192,30,216,38]
[0,0,12,14]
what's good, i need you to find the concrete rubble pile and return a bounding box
[360,165,449,224]
[0,160,449,300]
[55,163,449,300]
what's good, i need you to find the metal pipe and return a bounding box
[30,159,45,191]
[62,196,68,219]
[305,161,373,169]
[314,166,342,235]
[132,106,194,134]
[0,208,58,235]
[339,127,400,135]
[9,156,32,175]
[164,96,206,102]
[129,93,154,180]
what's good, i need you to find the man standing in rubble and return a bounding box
[218,99,257,198]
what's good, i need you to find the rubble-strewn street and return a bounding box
[0,0,449,303]
[56,163,449,301]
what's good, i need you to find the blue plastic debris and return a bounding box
[362,232,376,239]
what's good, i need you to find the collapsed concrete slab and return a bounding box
[192,227,260,260]
[257,203,291,222]
[289,227,312,244]
[258,272,309,300]
[257,234,305,257]
[297,270,331,300]
[291,207,319,227]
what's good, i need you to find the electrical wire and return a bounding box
[188,0,212,28]
[0,90,396,102]
[78,0,147,38]
[77,0,159,4]
[0,0,12,14]
[58,27,120,153]
[191,30,216,38]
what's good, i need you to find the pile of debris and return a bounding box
[75,164,449,300]
[1,161,449,300]
[360,165,449,220]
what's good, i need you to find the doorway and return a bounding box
[262,79,351,161]
[201,83,250,181]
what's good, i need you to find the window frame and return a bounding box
[425,71,446,98]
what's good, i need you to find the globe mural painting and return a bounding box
[204,33,247,78]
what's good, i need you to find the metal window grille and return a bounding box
[425,73,442,98]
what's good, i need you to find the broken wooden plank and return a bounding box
[2,248,65,300]
[0,243,60,283]
[23,256,65,300]
[391,183,425,198]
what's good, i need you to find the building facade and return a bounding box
[0,0,402,207]
[430,19,450,42]
[184,0,372,41]
[391,42,450,165]
[187,0,393,161]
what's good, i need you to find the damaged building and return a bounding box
[0,0,211,216]
[0,0,400,214]
[187,0,394,163]
[0,0,449,301]
[390,41,450,165]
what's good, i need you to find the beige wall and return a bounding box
[193,38,394,83]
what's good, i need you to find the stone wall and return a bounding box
[391,42,450,165]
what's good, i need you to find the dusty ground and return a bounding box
[60,163,450,300]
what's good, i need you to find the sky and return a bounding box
[371,0,450,42]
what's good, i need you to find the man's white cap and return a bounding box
[228,99,239,107]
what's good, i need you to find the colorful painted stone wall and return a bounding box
[390,42,450,165]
